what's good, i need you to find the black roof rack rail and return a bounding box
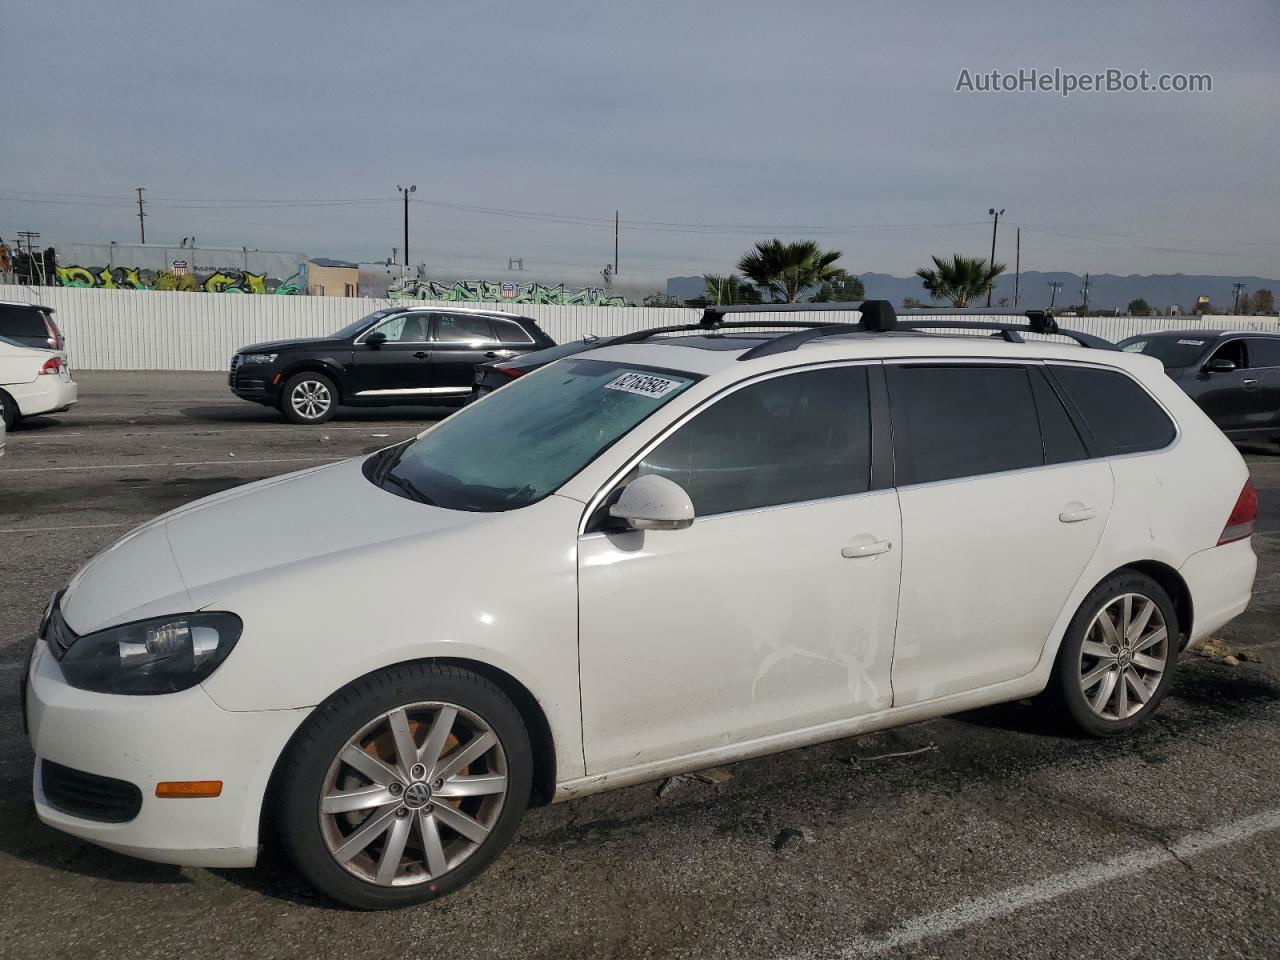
[735,301,1115,359]
[597,300,1113,359]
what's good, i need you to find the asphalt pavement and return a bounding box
[1,372,1278,960]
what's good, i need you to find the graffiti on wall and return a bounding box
[388,278,626,307]
[56,265,302,295]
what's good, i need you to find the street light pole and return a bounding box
[397,185,416,268]
[986,207,1004,307]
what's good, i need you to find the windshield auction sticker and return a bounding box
[604,371,685,399]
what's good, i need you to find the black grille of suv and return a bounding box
[229,355,264,391]
[41,759,143,823]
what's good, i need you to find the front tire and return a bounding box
[1047,571,1179,737]
[281,372,338,425]
[275,663,532,910]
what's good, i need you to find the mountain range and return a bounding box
[666,272,1280,312]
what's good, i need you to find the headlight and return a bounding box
[59,612,242,695]
[239,353,278,365]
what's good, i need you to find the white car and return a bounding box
[0,333,78,430]
[23,303,1257,910]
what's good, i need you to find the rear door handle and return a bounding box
[1059,503,1097,523]
[841,538,893,559]
[413,351,429,360]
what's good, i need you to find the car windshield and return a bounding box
[369,358,701,511]
[1119,335,1210,369]
[331,308,401,341]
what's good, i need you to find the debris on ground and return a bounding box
[773,827,812,851]
[1192,636,1247,666]
[371,434,390,439]
[841,743,937,765]
[655,767,734,797]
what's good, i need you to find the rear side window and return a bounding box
[1247,338,1280,368]
[888,365,1042,485]
[489,318,534,344]
[434,314,495,342]
[0,305,48,338]
[637,365,872,516]
[1049,364,1176,455]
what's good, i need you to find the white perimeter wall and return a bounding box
[4,286,1280,371]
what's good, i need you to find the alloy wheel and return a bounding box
[318,702,508,887]
[291,380,332,420]
[1078,593,1169,721]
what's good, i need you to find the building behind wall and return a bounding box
[302,259,359,297]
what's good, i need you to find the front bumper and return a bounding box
[229,363,279,402]
[25,638,309,868]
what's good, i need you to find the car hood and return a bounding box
[60,456,484,635]
[237,337,342,354]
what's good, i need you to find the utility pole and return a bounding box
[1048,281,1063,310]
[397,185,416,267]
[614,211,620,276]
[1232,281,1246,313]
[1013,227,1021,309]
[1081,273,1091,313]
[136,187,146,244]
[986,207,1004,307]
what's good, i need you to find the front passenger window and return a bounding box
[636,366,872,516]
[1208,339,1247,369]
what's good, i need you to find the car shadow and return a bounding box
[180,405,458,425]
[7,415,66,432]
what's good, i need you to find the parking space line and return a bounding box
[0,521,134,534]
[810,807,1280,958]
[0,456,345,474]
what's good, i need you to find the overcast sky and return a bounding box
[2,0,1277,286]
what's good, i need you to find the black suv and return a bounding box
[0,301,64,350]
[230,307,555,423]
[1119,329,1280,442]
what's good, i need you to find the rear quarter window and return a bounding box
[1049,364,1176,455]
[0,305,48,338]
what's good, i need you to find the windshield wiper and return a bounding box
[381,471,436,505]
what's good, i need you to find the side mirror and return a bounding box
[1205,357,1236,374]
[609,475,694,531]
[365,332,387,348]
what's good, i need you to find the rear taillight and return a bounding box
[42,313,64,350]
[499,367,527,380]
[39,356,64,376]
[1219,479,1258,545]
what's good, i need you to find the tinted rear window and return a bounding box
[1247,338,1280,368]
[0,305,49,338]
[888,365,1043,485]
[1049,365,1175,455]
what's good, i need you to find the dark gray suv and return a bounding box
[1119,329,1280,442]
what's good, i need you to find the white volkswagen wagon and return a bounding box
[23,303,1257,909]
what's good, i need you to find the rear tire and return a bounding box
[274,663,532,910]
[280,372,338,425]
[1046,570,1179,737]
[0,390,19,430]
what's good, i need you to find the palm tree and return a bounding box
[701,273,762,305]
[915,254,1006,308]
[736,239,845,303]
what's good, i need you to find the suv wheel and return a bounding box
[1047,571,1179,736]
[0,390,19,430]
[281,372,337,425]
[275,663,532,910]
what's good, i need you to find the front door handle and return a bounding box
[1059,503,1097,523]
[1243,378,1260,389]
[413,351,429,360]
[841,538,893,559]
